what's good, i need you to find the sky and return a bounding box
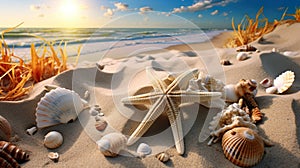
[0,0,299,28]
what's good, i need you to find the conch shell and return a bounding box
[0,141,30,163]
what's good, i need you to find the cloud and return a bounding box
[211,9,219,15]
[100,6,108,11]
[104,8,114,17]
[114,2,128,11]
[139,6,153,14]
[172,0,236,14]
[222,12,228,16]
[30,5,41,11]
[198,14,203,18]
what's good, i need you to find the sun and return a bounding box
[60,0,79,18]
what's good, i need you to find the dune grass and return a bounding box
[0,24,80,101]
[225,7,300,48]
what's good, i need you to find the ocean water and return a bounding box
[1,27,226,59]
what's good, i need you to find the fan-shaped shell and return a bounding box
[0,115,12,141]
[0,150,20,168]
[274,71,295,93]
[0,141,30,163]
[36,87,85,128]
[96,133,127,157]
[222,127,264,167]
[44,131,63,149]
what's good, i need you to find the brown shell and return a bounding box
[222,127,264,167]
[0,115,12,141]
[242,93,263,122]
[0,150,20,168]
[95,120,108,131]
[0,141,30,163]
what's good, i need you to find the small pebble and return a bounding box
[95,115,101,121]
[99,112,105,117]
[93,105,101,111]
[89,109,99,116]
[95,120,108,131]
[84,90,90,100]
[236,52,248,61]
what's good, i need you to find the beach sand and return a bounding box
[1,23,300,168]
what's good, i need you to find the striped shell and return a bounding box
[96,133,127,157]
[156,152,170,162]
[273,71,295,93]
[36,87,86,128]
[0,115,12,141]
[0,141,30,163]
[0,150,20,168]
[222,127,264,167]
[44,131,64,149]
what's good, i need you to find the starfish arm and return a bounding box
[165,98,184,155]
[166,68,199,92]
[127,96,167,146]
[121,92,162,105]
[170,90,222,103]
[146,67,167,92]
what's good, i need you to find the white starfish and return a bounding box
[121,67,222,154]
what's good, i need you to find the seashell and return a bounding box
[0,115,12,141]
[99,112,104,117]
[89,109,99,116]
[259,78,273,88]
[156,152,170,162]
[223,79,257,103]
[36,87,86,128]
[95,120,108,131]
[220,59,231,66]
[236,52,248,61]
[44,131,63,149]
[26,126,37,136]
[96,133,127,157]
[282,51,298,57]
[83,90,90,100]
[273,71,295,94]
[137,143,152,157]
[48,152,59,162]
[271,48,278,52]
[242,93,263,123]
[236,45,257,52]
[0,150,20,168]
[266,86,277,94]
[198,72,225,92]
[0,141,30,163]
[222,127,264,167]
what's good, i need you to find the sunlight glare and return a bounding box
[60,0,79,18]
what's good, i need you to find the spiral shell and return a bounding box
[36,87,86,128]
[0,150,20,168]
[43,131,64,149]
[222,127,264,167]
[96,133,127,157]
[273,71,295,94]
[0,115,12,141]
[156,152,170,162]
[0,141,30,163]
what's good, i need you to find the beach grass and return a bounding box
[225,7,300,47]
[0,24,78,101]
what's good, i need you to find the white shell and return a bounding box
[26,126,37,136]
[259,78,273,88]
[36,87,85,128]
[266,86,277,94]
[271,48,278,52]
[282,51,298,57]
[136,143,152,157]
[273,71,295,93]
[236,52,248,61]
[223,84,239,102]
[44,131,63,149]
[96,133,127,157]
[48,152,59,162]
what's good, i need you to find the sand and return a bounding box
[1,23,300,168]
